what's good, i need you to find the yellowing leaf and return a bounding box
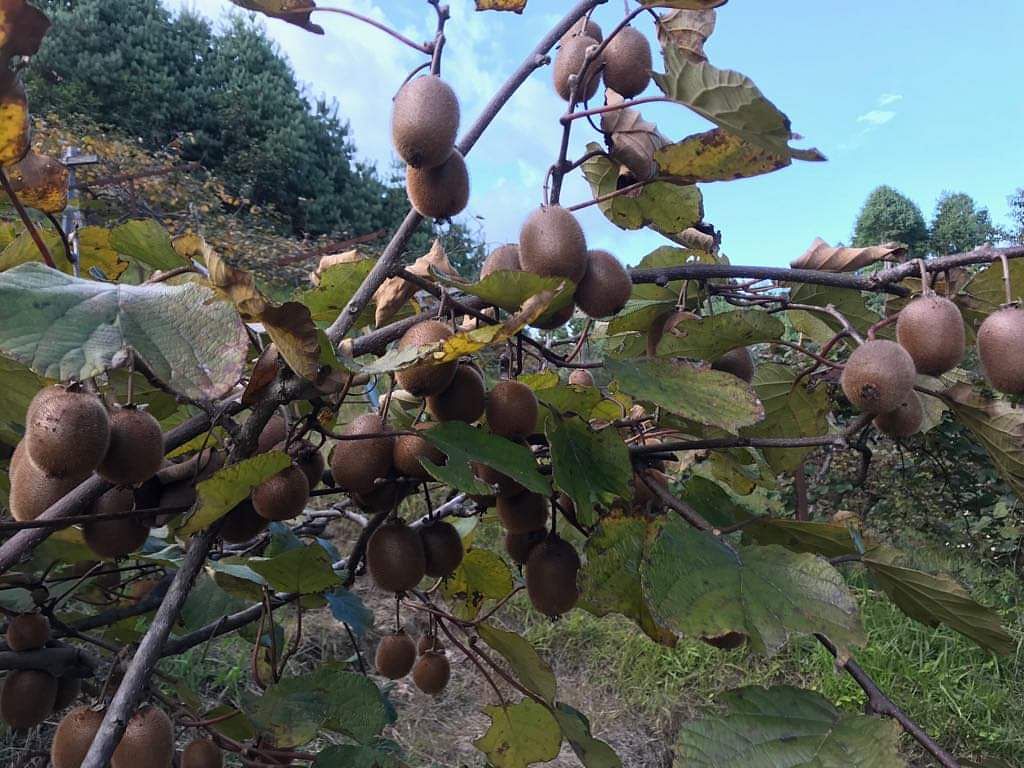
[2,150,68,212]
[180,452,292,536]
[475,0,527,10]
[474,700,562,768]
[656,128,803,184]
[790,237,907,272]
[374,238,459,327]
[227,0,323,33]
[0,70,29,166]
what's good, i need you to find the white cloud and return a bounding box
[877,93,903,107]
[857,110,896,127]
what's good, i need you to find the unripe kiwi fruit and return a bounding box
[427,364,486,423]
[10,441,89,521]
[519,206,588,284]
[417,634,445,655]
[52,675,82,712]
[330,414,394,495]
[396,320,459,398]
[366,519,427,593]
[575,249,632,318]
[252,464,310,522]
[553,34,602,102]
[419,519,464,578]
[873,393,924,439]
[525,535,581,617]
[25,386,110,478]
[480,244,521,280]
[391,75,460,170]
[412,651,450,695]
[182,738,223,768]
[220,500,269,544]
[497,491,549,534]
[712,347,756,383]
[473,459,526,497]
[896,294,965,375]
[97,406,165,486]
[84,487,149,559]
[486,381,539,439]
[601,26,652,98]
[1,669,58,728]
[504,528,546,566]
[375,630,417,679]
[568,369,594,387]
[977,307,1024,395]
[394,424,445,480]
[110,705,174,768]
[5,612,49,651]
[406,149,470,220]
[840,339,916,414]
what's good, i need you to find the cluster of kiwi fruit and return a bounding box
[392,75,468,220]
[553,17,653,102]
[374,627,451,695]
[0,613,82,730]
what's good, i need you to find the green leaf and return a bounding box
[243,676,328,746]
[741,519,861,559]
[553,704,622,768]
[677,476,752,529]
[180,452,291,536]
[607,357,764,433]
[785,283,881,336]
[433,268,575,321]
[422,421,549,497]
[207,558,268,601]
[326,588,374,639]
[249,543,342,595]
[786,309,837,345]
[203,705,255,742]
[477,623,557,704]
[545,415,632,526]
[606,298,676,335]
[474,700,562,768]
[179,573,248,632]
[442,548,514,620]
[960,258,1024,331]
[946,384,1024,501]
[312,664,390,742]
[651,310,784,360]
[0,263,249,400]
[675,685,904,768]
[0,354,46,444]
[641,517,865,655]
[109,219,187,271]
[314,745,404,768]
[295,257,375,324]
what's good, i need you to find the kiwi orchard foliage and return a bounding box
[0,1,1022,767]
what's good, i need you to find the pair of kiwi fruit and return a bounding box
[366,517,464,593]
[392,76,468,219]
[0,613,81,729]
[554,19,652,102]
[52,703,174,768]
[374,629,451,695]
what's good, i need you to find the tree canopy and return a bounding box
[929,191,1003,255]
[851,185,929,254]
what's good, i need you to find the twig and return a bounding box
[304,7,433,54]
[562,95,675,122]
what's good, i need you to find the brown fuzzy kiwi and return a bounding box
[352,481,410,514]
[330,414,394,495]
[417,634,445,655]
[252,464,310,522]
[504,528,546,566]
[406,149,470,220]
[896,294,966,375]
[531,302,575,331]
[287,440,325,490]
[486,381,539,439]
[977,307,1024,395]
[711,347,756,383]
[10,441,89,522]
[480,244,521,280]
[562,17,603,43]
[840,339,917,414]
[391,75,460,170]
[873,392,924,439]
[497,491,549,534]
[412,651,450,695]
[97,406,165,485]
[52,705,104,768]
[525,535,581,618]
[427,364,486,423]
[83,487,149,559]
[375,630,417,679]
[553,34,602,101]
[5,612,49,651]
[419,520,464,578]
[52,675,82,712]
[1,669,58,728]
[220,500,269,544]
[110,704,174,768]
[646,309,699,357]
[568,369,594,387]
[473,459,526,497]
[257,414,288,453]
[394,424,446,480]
[25,386,110,478]
[126,577,163,605]
[519,205,588,284]
[601,26,652,98]
[396,320,459,398]
[366,520,427,593]
[575,249,632,318]
[182,738,223,768]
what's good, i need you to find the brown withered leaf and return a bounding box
[667,227,719,254]
[601,90,669,181]
[657,8,717,61]
[0,0,50,62]
[2,149,68,212]
[475,0,527,11]
[790,238,907,272]
[641,0,727,9]
[655,128,795,185]
[227,0,323,34]
[374,238,460,327]
[310,248,363,286]
[0,69,29,167]
[243,343,281,406]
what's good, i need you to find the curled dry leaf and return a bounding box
[0,0,51,63]
[242,343,281,406]
[310,248,363,286]
[474,0,527,11]
[373,238,460,327]
[790,237,907,272]
[667,227,719,254]
[226,0,324,34]
[2,149,69,213]
[656,8,717,62]
[601,90,669,182]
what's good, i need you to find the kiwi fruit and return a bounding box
[553,34,602,102]
[568,369,594,387]
[531,302,575,331]
[977,307,1024,395]
[352,481,409,513]
[874,392,924,439]
[10,441,89,522]
[53,706,104,767]
[25,386,110,478]
[330,414,394,495]
[220,500,269,544]
[52,675,82,712]
[406,149,470,220]
[419,519,464,578]
[525,534,581,617]
[97,406,165,486]
[519,206,588,284]
[375,630,417,679]
[391,75,460,170]
[182,738,223,768]
[257,414,288,453]
[110,704,174,768]
[896,294,966,375]
[287,440,325,490]
[840,339,917,414]
[486,381,539,439]
[497,491,549,534]
[126,577,163,605]
[601,26,652,98]
[83,487,149,559]
[427,364,486,423]
[562,17,603,43]
[480,244,521,279]
[252,464,310,522]
[5,612,49,651]
[412,651,451,695]
[394,424,446,480]
[1,669,58,728]
[711,347,756,383]
[504,528,546,566]
[417,634,445,655]
[575,249,631,318]
[473,459,526,497]
[366,519,427,593]
[396,320,459,398]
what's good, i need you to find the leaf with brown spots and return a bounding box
[227,0,323,34]
[0,69,29,167]
[2,149,68,212]
[475,0,527,12]
[601,91,669,182]
[0,0,50,62]
[656,128,798,184]
[789,238,907,272]
[373,238,460,327]
[656,8,717,61]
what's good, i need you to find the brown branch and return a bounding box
[562,95,675,123]
[0,167,55,268]
[638,470,713,532]
[0,645,98,678]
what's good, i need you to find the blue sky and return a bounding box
[166,0,1024,268]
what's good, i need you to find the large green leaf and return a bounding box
[294,257,376,325]
[0,354,46,444]
[546,415,632,527]
[422,421,549,497]
[478,623,557,704]
[249,543,342,595]
[960,258,1024,331]
[474,700,562,768]
[442,548,514,620]
[314,745,404,768]
[109,219,187,271]
[677,476,752,529]
[785,282,881,336]
[652,310,784,360]
[606,357,764,433]
[553,704,622,768]
[656,128,818,185]
[742,519,861,559]
[0,263,249,399]
[946,384,1024,501]
[313,664,391,742]
[243,676,328,746]
[180,452,292,536]
[433,269,575,320]
[675,685,904,768]
[641,517,865,655]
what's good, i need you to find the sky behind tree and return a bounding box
[166,0,1024,267]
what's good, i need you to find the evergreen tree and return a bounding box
[851,186,928,255]
[928,191,1004,255]
[1009,188,1024,244]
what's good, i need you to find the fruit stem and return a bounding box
[998,252,1015,306]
